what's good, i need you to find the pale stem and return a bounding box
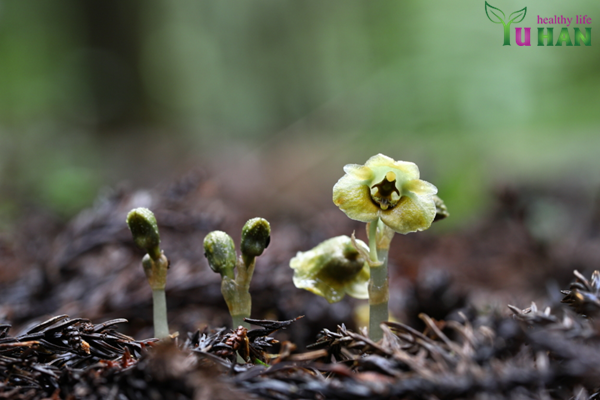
[228,256,256,331]
[368,248,389,341]
[367,218,390,341]
[231,259,253,363]
[232,315,250,330]
[231,314,249,363]
[368,219,379,263]
[225,254,259,363]
[152,289,170,339]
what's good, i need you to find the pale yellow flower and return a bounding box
[290,236,370,303]
[333,154,438,234]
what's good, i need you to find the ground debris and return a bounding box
[561,270,600,317]
[3,281,600,399]
[3,183,600,398]
[0,316,153,399]
[232,290,600,400]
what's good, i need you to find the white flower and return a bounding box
[290,236,369,303]
[333,154,438,234]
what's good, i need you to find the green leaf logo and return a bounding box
[509,7,527,24]
[485,2,506,24]
[485,2,528,46]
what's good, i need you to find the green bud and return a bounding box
[240,218,271,258]
[433,195,450,222]
[204,231,237,278]
[126,208,161,260]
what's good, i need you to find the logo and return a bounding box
[485,2,527,46]
[485,2,592,46]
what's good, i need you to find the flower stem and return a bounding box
[235,256,256,330]
[368,248,389,341]
[222,256,256,331]
[232,315,250,330]
[221,276,251,330]
[151,289,170,339]
[368,220,379,263]
[367,218,390,341]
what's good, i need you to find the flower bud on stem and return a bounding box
[240,217,271,271]
[127,208,170,339]
[204,218,270,333]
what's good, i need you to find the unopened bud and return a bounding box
[240,218,271,259]
[126,208,161,260]
[433,195,450,222]
[204,231,236,278]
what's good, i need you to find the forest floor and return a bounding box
[1,170,600,399]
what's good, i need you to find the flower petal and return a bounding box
[391,160,420,179]
[365,154,420,179]
[402,179,438,196]
[343,164,374,181]
[364,154,396,168]
[292,274,347,303]
[290,236,370,303]
[380,191,436,234]
[343,264,370,299]
[333,174,379,223]
[291,252,355,304]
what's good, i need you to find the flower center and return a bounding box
[320,256,364,283]
[370,171,401,211]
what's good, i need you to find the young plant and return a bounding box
[204,218,271,330]
[290,235,370,303]
[332,154,446,341]
[126,207,170,339]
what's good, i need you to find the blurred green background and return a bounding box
[0,0,599,229]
